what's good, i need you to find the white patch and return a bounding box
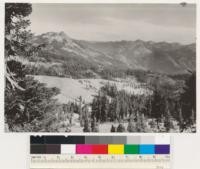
[33,75,152,104]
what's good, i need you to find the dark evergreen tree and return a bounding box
[110,124,116,132]
[91,117,99,132]
[164,102,172,132]
[181,72,196,125]
[100,94,109,122]
[117,123,125,132]
[151,87,164,127]
[136,112,147,132]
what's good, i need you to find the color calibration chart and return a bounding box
[30,135,171,169]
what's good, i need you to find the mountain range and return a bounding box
[32,31,196,75]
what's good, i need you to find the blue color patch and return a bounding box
[139,145,155,154]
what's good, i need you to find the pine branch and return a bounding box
[5,67,24,91]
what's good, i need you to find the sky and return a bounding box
[29,3,196,44]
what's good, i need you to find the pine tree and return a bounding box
[151,87,164,127]
[115,97,120,122]
[136,113,147,132]
[117,123,125,132]
[127,118,136,132]
[181,72,196,125]
[5,4,61,131]
[78,96,84,127]
[96,91,102,122]
[164,101,174,132]
[91,117,99,132]
[83,117,91,132]
[190,108,195,126]
[100,95,109,122]
[178,106,184,131]
[164,110,171,132]
[110,124,116,132]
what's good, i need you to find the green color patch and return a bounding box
[124,144,139,154]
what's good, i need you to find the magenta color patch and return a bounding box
[76,144,93,154]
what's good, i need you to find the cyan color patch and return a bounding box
[139,145,155,154]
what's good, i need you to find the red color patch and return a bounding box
[92,144,108,154]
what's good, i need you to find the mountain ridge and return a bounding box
[32,31,196,75]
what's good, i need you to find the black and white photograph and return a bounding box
[5,3,196,132]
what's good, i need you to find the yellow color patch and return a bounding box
[108,144,124,154]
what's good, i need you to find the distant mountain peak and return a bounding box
[41,31,69,36]
[38,31,73,44]
[58,31,71,39]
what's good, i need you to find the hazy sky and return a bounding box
[29,4,196,44]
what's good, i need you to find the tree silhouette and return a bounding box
[181,72,196,125]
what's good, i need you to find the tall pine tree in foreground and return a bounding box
[5,3,61,132]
